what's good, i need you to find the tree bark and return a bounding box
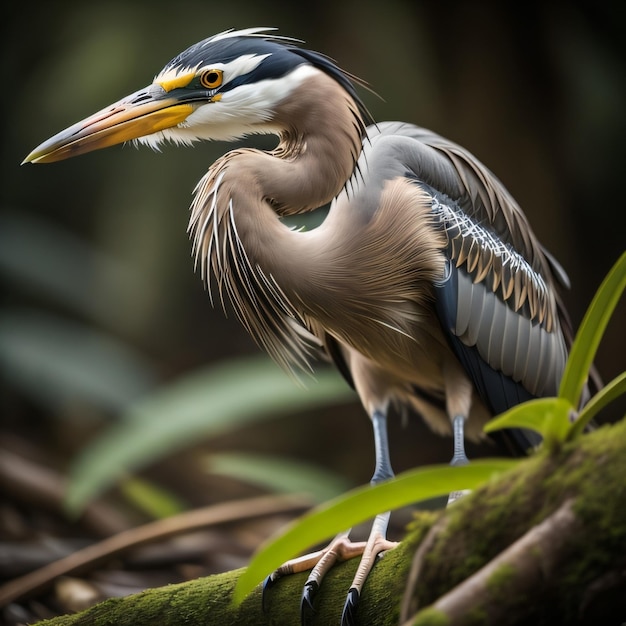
[32,419,626,626]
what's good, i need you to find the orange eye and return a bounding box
[200,69,223,89]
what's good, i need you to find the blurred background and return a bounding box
[0,0,624,620]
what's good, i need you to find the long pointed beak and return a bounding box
[23,84,195,164]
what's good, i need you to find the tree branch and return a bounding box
[27,419,626,625]
[403,499,579,625]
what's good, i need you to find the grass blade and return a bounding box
[67,356,354,513]
[559,252,626,407]
[568,372,626,440]
[0,309,155,412]
[234,459,518,602]
[483,397,572,441]
[204,453,352,503]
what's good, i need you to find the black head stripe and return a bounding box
[159,30,373,129]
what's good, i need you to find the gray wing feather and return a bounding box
[511,307,532,383]
[363,122,570,405]
[453,267,567,398]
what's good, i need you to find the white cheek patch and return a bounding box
[139,63,319,146]
[179,63,319,141]
[222,62,317,109]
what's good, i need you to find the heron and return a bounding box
[24,27,573,625]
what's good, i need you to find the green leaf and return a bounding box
[0,309,155,412]
[559,252,626,408]
[204,452,352,504]
[234,459,518,602]
[67,356,355,513]
[483,397,573,442]
[119,476,186,519]
[568,372,626,440]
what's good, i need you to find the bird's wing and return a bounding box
[367,123,570,416]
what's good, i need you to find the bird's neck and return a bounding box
[188,70,367,372]
[258,70,367,213]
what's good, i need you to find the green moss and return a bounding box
[415,462,539,604]
[486,562,516,595]
[466,605,490,625]
[540,421,626,623]
[356,514,436,625]
[403,419,626,622]
[411,607,450,626]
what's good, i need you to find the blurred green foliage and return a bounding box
[1,3,624,517]
[65,355,356,513]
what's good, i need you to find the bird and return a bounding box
[24,27,573,625]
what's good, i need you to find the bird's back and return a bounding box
[325,121,572,449]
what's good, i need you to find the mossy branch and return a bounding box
[34,419,626,626]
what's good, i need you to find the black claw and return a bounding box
[262,573,278,613]
[300,580,318,625]
[341,587,360,626]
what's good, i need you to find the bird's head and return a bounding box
[24,27,371,164]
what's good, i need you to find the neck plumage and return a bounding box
[188,70,366,373]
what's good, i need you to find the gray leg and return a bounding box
[341,408,398,626]
[371,408,395,483]
[448,414,471,505]
[450,414,469,466]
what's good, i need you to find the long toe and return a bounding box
[340,513,398,623]
[263,532,368,623]
[349,513,398,592]
[262,548,326,612]
[341,587,360,626]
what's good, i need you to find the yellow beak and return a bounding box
[23,84,195,164]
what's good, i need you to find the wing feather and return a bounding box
[363,122,570,405]
[349,122,572,436]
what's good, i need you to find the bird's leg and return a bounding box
[447,414,472,505]
[450,414,469,466]
[264,407,399,625]
[341,408,399,626]
[442,361,473,505]
[263,410,397,625]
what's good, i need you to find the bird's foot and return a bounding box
[262,532,365,617]
[300,533,367,622]
[263,527,398,624]
[300,580,318,625]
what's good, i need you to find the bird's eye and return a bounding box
[200,69,223,89]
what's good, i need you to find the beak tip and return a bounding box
[22,145,47,165]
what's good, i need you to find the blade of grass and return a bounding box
[67,356,354,513]
[0,309,155,412]
[568,372,626,440]
[559,252,626,407]
[205,452,352,504]
[119,476,186,519]
[234,459,518,602]
[484,397,572,441]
